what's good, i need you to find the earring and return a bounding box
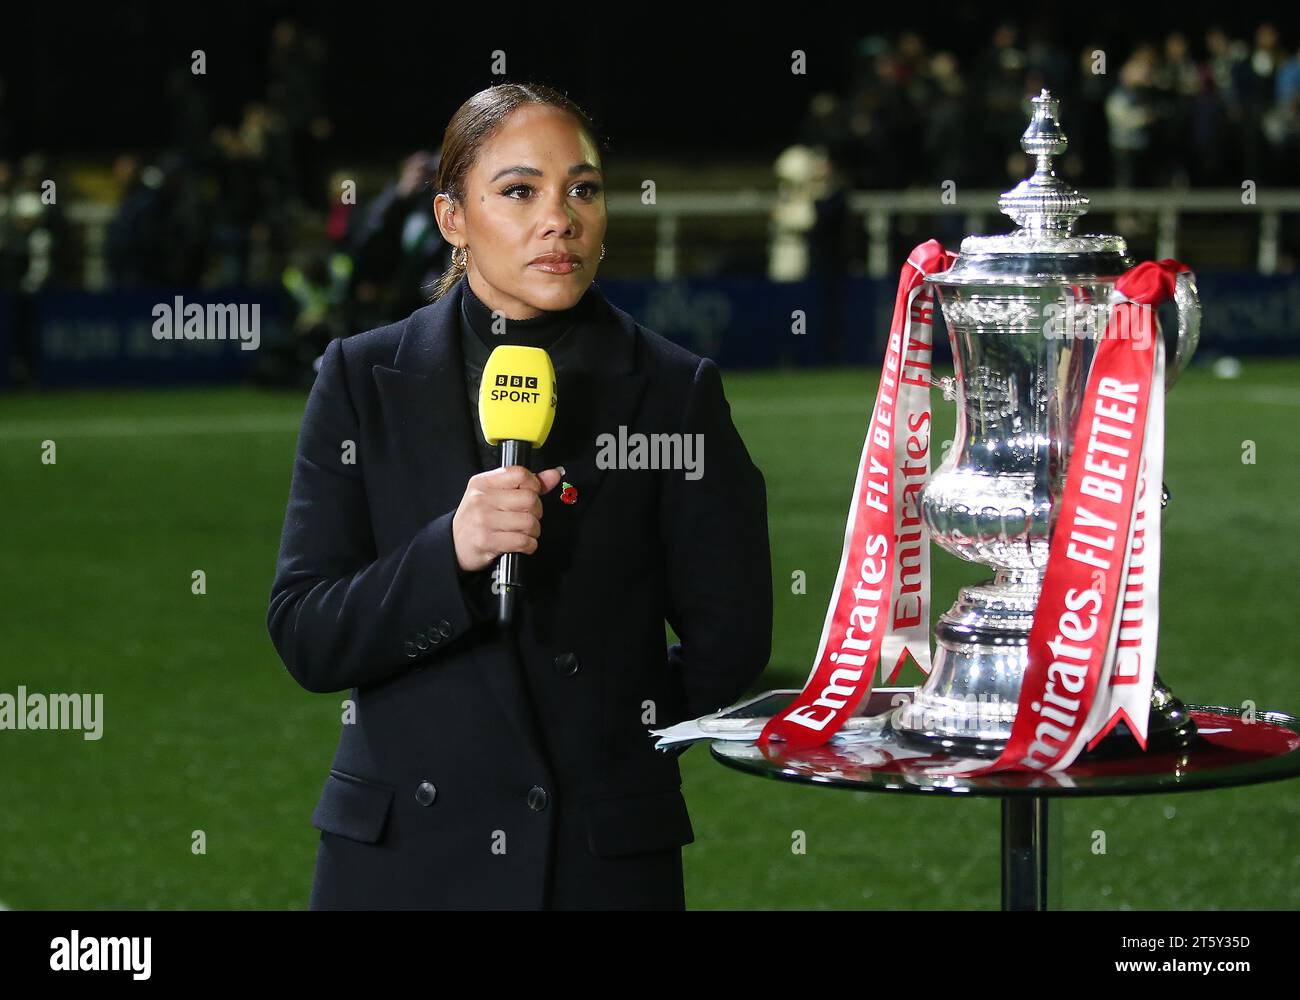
[599,243,606,261]
[452,246,468,268]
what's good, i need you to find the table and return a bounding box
[709,701,1300,910]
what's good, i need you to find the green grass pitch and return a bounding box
[1,358,1297,909]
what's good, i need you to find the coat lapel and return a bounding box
[367,278,650,768]
[537,298,648,529]
[371,284,480,524]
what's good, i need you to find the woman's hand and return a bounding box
[452,466,564,573]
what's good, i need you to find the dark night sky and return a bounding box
[4,1,1297,160]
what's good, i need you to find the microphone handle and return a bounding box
[497,439,531,627]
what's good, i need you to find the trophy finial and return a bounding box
[997,88,1089,236]
[1021,88,1067,159]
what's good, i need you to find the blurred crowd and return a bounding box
[0,18,452,385]
[2,18,1300,384]
[802,22,1300,190]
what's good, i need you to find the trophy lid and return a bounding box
[929,89,1130,285]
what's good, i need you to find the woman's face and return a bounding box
[436,104,605,319]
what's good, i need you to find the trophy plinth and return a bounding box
[888,90,1200,759]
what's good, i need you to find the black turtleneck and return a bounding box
[453,275,596,625]
[458,276,594,473]
[460,276,591,364]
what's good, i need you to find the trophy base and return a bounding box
[889,686,1198,760]
[888,571,1198,760]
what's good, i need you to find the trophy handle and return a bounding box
[1165,269,1201,391]
[1158,270,1197,511]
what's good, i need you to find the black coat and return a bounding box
[266,278,773,909]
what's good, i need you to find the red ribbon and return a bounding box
[758,240,953,749]
[1116,259,1189,305]
[977,257,1186,772]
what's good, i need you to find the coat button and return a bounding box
[415,635,430,651]
[527,785,548,811]
[553,652,579,676]
[404,641,419,658]
[437,619,453,638]
[424,628,441,645]
[415,781,437,807]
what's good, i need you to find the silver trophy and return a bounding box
[889,90,1200,757]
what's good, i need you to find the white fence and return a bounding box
[65,189,1300,288]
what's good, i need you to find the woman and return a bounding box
[266,82,773,910]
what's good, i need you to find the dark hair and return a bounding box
[430,82,604,301]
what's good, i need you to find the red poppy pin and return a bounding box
[560,480,578,504]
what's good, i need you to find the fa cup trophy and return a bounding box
[888,90,1201,758]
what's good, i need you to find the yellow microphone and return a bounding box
[479,346,557,627]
